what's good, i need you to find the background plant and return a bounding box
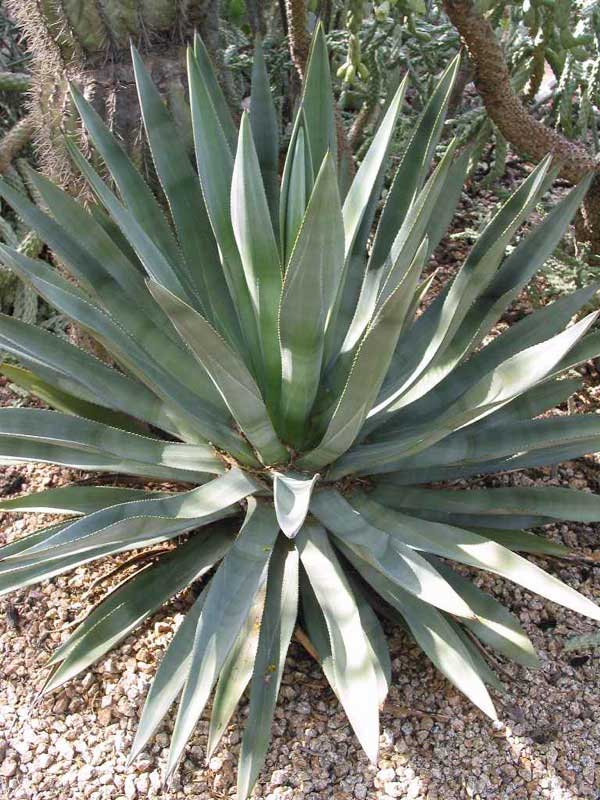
[0,6,42,327]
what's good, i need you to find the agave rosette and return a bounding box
[0,26,599,796]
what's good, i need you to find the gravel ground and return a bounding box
[1,379,600,800]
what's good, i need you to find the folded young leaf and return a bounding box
[231,114,283,408]
[278,153,345,445]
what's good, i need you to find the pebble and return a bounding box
[78,764,95,783]
[124,774,137,799]
[55,738,75,762]
[0,757,18,777]
[271,768,288,786]
[96,708,112,726]
[134,773,150,794]
[384,782,405,797]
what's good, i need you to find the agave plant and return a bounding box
[1,25,600,797]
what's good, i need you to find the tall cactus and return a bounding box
[7,0,220,193]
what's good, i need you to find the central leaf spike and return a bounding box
[273,472,320,538]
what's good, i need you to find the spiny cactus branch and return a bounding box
[0,116,34,175]
[0,71,31,92]
[285,0,311,79]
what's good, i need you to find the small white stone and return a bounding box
[135,773,150,794]
[208,756,223,771]
[11,739,30,756]
[270,769,288,787]
[124,774,137,799]
[148,770,161,792]
[21,725,38,744]
[406,781,421,799]
[55,738,75,762]
[384,782,405,798]
[377,768,396,783]
[35,753,53,770]
[78,764,95,783]
[0,758,18,777]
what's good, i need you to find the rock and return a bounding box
[0,757,18,777]
[55,738,75,762]
[135,773,150,794]
[116,697,135,718]
[270,769,288,787]
[124,774,137,799]
[406,780,422,798]
[384,782,405,798]
[78,764,95,783]
[148,771,161,792]
[154,732,169,748]
[12,739,30,756]
[96,708,112,726]
[34,753,54,770]
[81,673,95,690]
[52,696,69,714]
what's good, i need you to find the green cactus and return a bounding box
[0,161,44,325]
[337,0,370,85]
[0,117,34,174]
[0,71,30,92]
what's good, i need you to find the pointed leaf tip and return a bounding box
[273,473,319,538]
